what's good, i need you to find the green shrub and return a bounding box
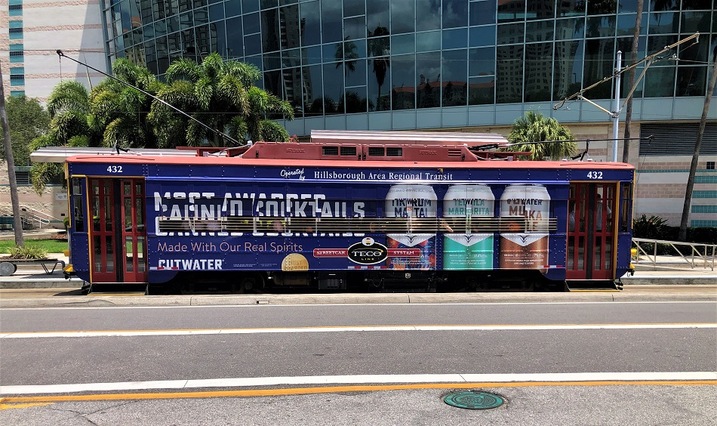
[6,245,48,259]
[633,215,668,239]
[632,214,717,255]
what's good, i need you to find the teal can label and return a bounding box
[442,184,495,270]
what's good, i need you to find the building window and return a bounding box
[10,90,25,97]
[10,75,25,86]
[10,67,25,83]
[707,162,715,170]
[14,168,30,185]
[9,5,22,16]
[9,51,24,63]
[9,28,23,39]
[9,21,23,40]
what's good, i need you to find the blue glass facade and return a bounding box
[101,0,716,136]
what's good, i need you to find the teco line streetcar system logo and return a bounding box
[347,238,388,265]
[313,238,423,266]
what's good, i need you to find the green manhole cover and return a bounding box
[443,390,504,410]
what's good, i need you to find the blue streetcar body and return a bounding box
[62,140,635,292]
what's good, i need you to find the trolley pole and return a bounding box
[612,51,622,163]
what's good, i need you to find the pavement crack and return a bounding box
[51,400,135,425]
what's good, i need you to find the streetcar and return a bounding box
[34,131,635,293]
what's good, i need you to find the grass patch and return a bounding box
[0,239,69,255]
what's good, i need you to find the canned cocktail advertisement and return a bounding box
[499,184,551,270]
[385,184,437,270]
[443,184,495,270]
[147,173,559,276]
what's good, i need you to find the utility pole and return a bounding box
[612,51,622,162]
[0,67,25,246]
[679,58,717,241]
[622,0,644,163]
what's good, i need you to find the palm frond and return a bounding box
[166,58,202,83]
[259,120,290,142]
[46,81,90,117]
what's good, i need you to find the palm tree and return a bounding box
[90,59,161,149]
[506,111,576,160]
[244,86,294,142]
[335,37,358,77]
[44,80,95,146]
[29,81,95,192]
[150,53,293,146]
[368,26,390,111]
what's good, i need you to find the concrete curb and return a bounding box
[1,285,715,308]
[1,273,715,290]
[621,277,717,285]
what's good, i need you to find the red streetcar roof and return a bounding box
[31,130,634,171]
[62,149,633,170]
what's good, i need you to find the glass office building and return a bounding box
[100,0,716,137]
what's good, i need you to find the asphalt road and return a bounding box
[1,300,715,425]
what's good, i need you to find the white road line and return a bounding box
[1,323,715,339]
[1,372,715,395]
[1,300,715,311]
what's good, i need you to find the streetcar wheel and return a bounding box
[81,282,92,295]
[239,274,264,293]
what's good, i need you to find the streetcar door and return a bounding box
[89,178,147,283]
[566,183,616,280]
[120,179,147,283]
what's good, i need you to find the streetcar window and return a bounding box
[619,183,633,232]
[340,146,357,156]
[71,178,84,232]
[255,218,286,233]
[386,147,403,157]
[322,146,339,156]
[368,147,385,156]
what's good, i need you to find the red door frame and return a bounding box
[89,178,147,283]
[89,179,117,282]
[120,179,148,283]
[567,183,616,280]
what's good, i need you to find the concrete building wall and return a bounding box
[1,0,106,102]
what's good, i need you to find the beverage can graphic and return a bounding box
[385,184,437,270]
[499,184,550,269]
[442,184,495,270]
[443,234,493,270]
[387,234,436,270]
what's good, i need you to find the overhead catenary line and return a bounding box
[553,32,701,113]
[553,32,700,162]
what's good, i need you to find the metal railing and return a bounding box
[632,237,716,271]
[19,206,54,229]
[0,205,56,230]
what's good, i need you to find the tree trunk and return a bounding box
[0,67,25,246]
[679,59,717,240]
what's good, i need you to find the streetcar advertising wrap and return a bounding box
[144,174,564,276]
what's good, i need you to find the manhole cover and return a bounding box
[443,390,504,410]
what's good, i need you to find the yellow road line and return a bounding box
[0,402,52,410]
[2,380,715,406]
